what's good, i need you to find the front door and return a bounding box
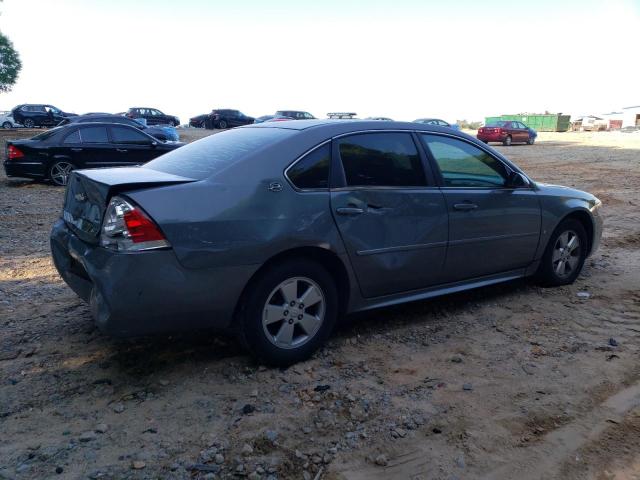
[330,132,448,298]
[420,133,541,283]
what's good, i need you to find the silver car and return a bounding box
[51,120,603,365]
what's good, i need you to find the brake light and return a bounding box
[100,196,170,251]
[8,145,24,159]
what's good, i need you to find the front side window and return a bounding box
[422,134,509,188]
[111,126,151,144]
[287,143,330,189]
[338,133,426,187]
[80,126,109,143]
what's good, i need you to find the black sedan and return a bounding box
[189,109,254,129]
[4,122,183,186]
[57,114,179,142]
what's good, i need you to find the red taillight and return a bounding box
[123,208,166,243]
[101,196,170,251]
[8,145,24,159]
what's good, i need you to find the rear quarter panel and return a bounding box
[127,177,347,271]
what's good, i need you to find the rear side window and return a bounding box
[422,134,509,188]
[80,127,109,143]
[143,127,294,179]
[337,133,426,187]
[287,143,330,189]
[111,126,150,144]
[63,130,81,144]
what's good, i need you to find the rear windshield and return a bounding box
[143,127,294,179]
[31,127,64,141]
[486,121,508,127]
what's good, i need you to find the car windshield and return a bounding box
[143,127,295,179]
[486,121,509,127]
[31,127,63,141]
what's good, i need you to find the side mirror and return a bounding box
[509,171,530,188]
[151,141,158,147]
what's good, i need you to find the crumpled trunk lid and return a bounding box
[62,167,195,244]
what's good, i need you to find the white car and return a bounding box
[0,111,22,129]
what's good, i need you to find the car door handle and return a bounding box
[336,207,364,215]
[453,203,478,211]
[116,148,128,153]
[70,148,83,152]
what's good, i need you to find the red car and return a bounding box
[477,121,536,146]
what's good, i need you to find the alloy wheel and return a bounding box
[552,230,581,278]
[262,276,326,349]
[24,119,34,128]
[50,162,73,186]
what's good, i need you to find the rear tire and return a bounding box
[536,218,587,286]
[23,118,35,128]
[237,259,338,366]
[503,135,512,146]
[48,160,75,186]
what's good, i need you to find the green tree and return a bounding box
[0,32,21,92]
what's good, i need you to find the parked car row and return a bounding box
[2,104,182,129]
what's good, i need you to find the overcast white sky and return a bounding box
[1,0,638,123]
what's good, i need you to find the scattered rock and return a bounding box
[214,453,225,464]
[159,379,170,386]
[242,443,254,455]
[55,466,63,474]
[95,424,108,434]
[112,403,125,414]
[608,338,619,347]
[463,383,473,391]
[577,291,591,299]
[432,427,442,434]
[375,454,388,466]
[79,431,97,442]
[242,404,255,415]
[131,461,146,470]
[265,430,278,442]
[451,356,463,363]
[314,384,331,392]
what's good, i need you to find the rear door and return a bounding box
[75,126,115,168]
[330,131,448,298]
[420,133,541,282]
[109,125,157,164]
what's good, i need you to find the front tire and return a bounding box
[238,259,338,366]
[23,118,35,128]
[2,121,12,129]
[49,160,74,186]
[527,136,535,145]
[217,119,228,129]
[503,135,512,146]
[536,218,587,286]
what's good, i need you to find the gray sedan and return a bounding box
[51,120,603,365]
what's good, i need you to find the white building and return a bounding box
[622,105,640,128]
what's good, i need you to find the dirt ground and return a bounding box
[1,128,639,480]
